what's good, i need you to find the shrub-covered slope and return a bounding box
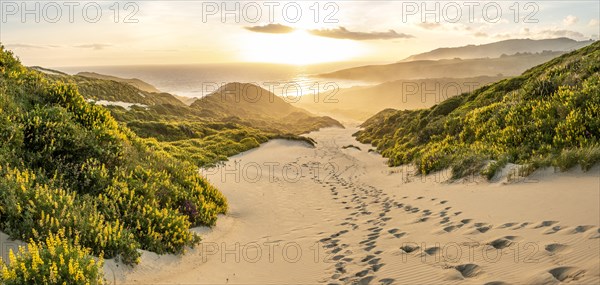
[40,73,342,167]
[0,46,227,283]
[81,81,341,166]
[355,41,600,179]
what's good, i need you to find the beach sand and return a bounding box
[97,125,600,284]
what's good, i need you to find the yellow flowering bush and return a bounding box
[0,231,103,285]
[0,44,228,285]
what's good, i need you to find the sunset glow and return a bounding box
[240,30,366,65]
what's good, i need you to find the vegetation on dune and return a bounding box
[76,81,341,167]
[28,65,343,170]
[0,46,228,283]
[72,75,185,107]
[355,41,600,179]
[100,102,325,167]
[0,231,103,285]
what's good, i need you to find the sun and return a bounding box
[239,30,365,65]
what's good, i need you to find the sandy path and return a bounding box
[108,126,600,285]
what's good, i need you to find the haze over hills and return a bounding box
[192,82,312,119]
[76,71,199,106]
[77,71,162,93]
[297,38,597,120]
[318,38,597,82]
[318,51,565,82]
[355,41,600,177]
[296,76,505,120]
[191,82,343,133]
[403,38,595,61]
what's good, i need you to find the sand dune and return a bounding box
[104,125,600,284]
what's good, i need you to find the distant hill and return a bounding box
[296,76,505,120]
[355,41,600,179]
[30,66,68,75]
[318,52,565,82]
[41,71,186,107]
[404,38,594,61]
[77,71,161,93]
[191,82,343,133]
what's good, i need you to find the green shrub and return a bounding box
[0,44,230,283]
[355,41,600,179]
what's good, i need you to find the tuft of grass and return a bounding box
[451,152,488,180]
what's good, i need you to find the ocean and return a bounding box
[57,62,371,98]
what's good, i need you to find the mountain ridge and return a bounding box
[404,38,594,61]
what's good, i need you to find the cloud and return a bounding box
[417,22,442,30]
[563,15,579,26]
[473,32,488,38]
[537,29,585,39]
[309,27,413,40]
[74,44,111,50]
[589,19,599,27]
[245,24,295,34]
[5,43,46,49]
[493,28,585,40]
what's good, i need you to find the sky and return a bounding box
[1,0,599,67]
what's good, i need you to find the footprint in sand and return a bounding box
[488,236,519,249]
[400,244,420,253]
[461,219,473,224]
[387,228,400,234]
[499,222,518,228]
[361,255,375,262]
[416,217,430,223]
[355,269,370,277]
[455,263,482,278]
[483,282,510,285]
[379,278,395,285]
[423,247,441,255]
[513,222,530,230]
[544,243,569,254]
[393,232,407,238]
[355,276,374,285]
[548,266,585,282]
[590,228,600,239]
[477,227,492,233]
[534,220,558,229]
[443,225,458,233]
[543,225,563,234]
[570,225,594,234]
